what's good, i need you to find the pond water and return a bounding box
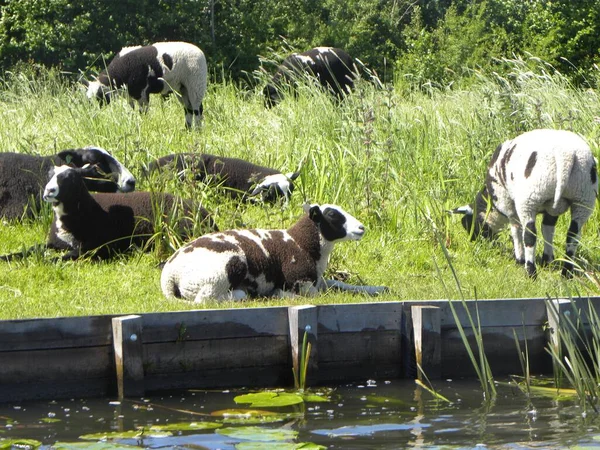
[1,378,600,449]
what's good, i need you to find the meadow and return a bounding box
[1,58,600,319]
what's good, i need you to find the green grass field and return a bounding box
[1,58,600,319]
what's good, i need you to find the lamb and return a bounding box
[451,129,598,278]
[264,47,358,107]
[0,146,136,220]
[11,165,216,261]
[86,41,207,128]
[146,153,300,203]
[161,203,387,302]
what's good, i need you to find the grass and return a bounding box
[2,57,600,319]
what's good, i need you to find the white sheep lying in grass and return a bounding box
[87,41,207,128]
[451,128,598,277]
[161,203,387,302]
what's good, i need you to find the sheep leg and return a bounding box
[562,204,593,277]
[179,86,202,128]
[510,222,525,265]
[325,279,389,296]
[519,214,538,277]
[540,213,558,266]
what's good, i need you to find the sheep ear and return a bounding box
[308,204,322,223]
[449,205,473,215]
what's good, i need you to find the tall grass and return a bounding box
[1,58,600,318]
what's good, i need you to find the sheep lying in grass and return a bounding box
[146,153,300,203]
[0,147,136,221]
[161,203,387,302]
[264,47,357,107]
[1,166,216,261]
[86,41,207,128]
[451,129,598,277]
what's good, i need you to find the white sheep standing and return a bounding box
[87,41,207,128]
[161,203,386,302]
[451,128,598,277]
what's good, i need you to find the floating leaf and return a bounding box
[0,439,41,449]
[364,395,409,407]
[234,392,304,408]
[236,442,326,450]
[212,409,302,424]
[79,430,172,440]
[41,417,62,423]
[149,421,222,431]
[211,409,280,418]
[52,443,139,449]
[217,426,298,441]
[300,394,329,403]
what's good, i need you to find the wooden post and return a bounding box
[545,298,572,357]
[411,305,441,380]
[288,305,318,387]
[112,315,144,399]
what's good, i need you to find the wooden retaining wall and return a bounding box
[1,297,599,403]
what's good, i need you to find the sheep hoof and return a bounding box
[515,257,525,265]
[526,262,537,279]
[561,263,575,279]
[540,254,554,267]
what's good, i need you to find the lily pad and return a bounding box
[0,439,41,449]
[234,392,304,408]
[217,426,298,442]
[52,443,140,449]
[79,430,172,440]
[41,417,62,423]
[236,442,326,450]
[212,409,302,424]
[149,421,222,431]
[300,394,329,403]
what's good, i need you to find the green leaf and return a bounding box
[149,421,222,431]
[217,426,298,442]
[52,443,139,450]
[40,417,62,423]
[234,392,304,408]
[78,430,172,440]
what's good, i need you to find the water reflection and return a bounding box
[0,378,598,449]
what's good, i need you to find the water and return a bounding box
[1,378,599,449]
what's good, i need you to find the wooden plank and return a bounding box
[145,365,292,392]
[412,306,441,379]
[404,298,550,328]
[288,305,318,386]
[441,326,551,377]
[0,346,113,384]
[318,331,401,365]
[112,315,144,399]
[143,336,289,375]
[318,302,403,333]
[140,307,290,343]
[0,379,114,403]
[0,315,114,351]
[318,361,401,383]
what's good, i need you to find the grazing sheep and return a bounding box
[146,153,300,203]
[3,165,215,261]
[0,147,136,220]
[87,41,207,128]
[161,203,386,302]
[451,129,598,277]
[264,47,357,107]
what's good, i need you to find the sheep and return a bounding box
[161,203,387,302]
[1,165,215,261]
[264,47,358,107]
[146,153,300,203]
[86,41,207,128]
[451,129,598,278]
[0,146,136,221]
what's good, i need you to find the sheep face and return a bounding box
[452,188,507,241]
[250,172,300,203]
[86,81,112,104]
[43,166,89,204]
[57,147,136,193]
[306,203,365,242]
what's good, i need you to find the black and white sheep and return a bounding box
[87,41,207,128]
[146,153,300,203]
[34,165,215,261]
[0,146,136,220]
[264,47,357,107]
[451,129,598,277]
[161,203,386,302]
